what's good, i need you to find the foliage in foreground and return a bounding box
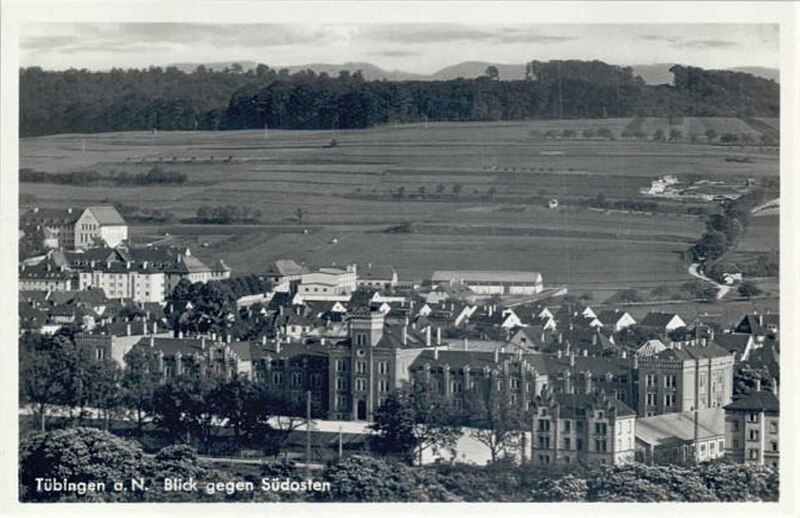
[19,427,779,503]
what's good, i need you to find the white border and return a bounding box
[1,2,798,518]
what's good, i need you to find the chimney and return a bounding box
[564,370,572,394]
[227,334,232,343]
[149,335,155,347]
[178,330,183,339]
[261,335,267,346]
[709,328,715,341]
[279,306,284,316]
[558,332,563,344]
[321,337,326,346]
[633,353,639,370]
[569,352,575,367]
[33,207,39,213]
[759,314,764,327]
[557,350,562,359]
[276,341,281,353]
[755,379,762,392]
[488,305,493,317]
[494,348,499,363]
[126,322,131,336]
[583,349,588,357]
[621,350,627,359]
[425,326,431,347]
[402,326,407,346]
[463,337,468,351]
[434,348,439,361]
[592,332,597,345]
[201,337,206,350]
[67,207,73,214]
[584,370,593,394]
[436,327,442,346]
[152,321,157,334]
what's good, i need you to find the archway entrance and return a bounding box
[357,399,367,421]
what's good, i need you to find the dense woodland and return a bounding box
[20,61,779,137]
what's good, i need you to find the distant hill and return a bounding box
[429,61,527,80]
[168,60,779,85]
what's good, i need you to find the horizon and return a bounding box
[21,23,778,74]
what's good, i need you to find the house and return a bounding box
[639,311,686,333]
[78,261,166,304]
[74,206,128,249]
[298,265,358,299]
[637,339,735,417]
[734,313,779,341]
[357,264,398,289]
[636,339,668,357]
[722,272,743,285]
[724,387,779,468]
[597,310,636,333]
[713,333,757,363]
[18,252,74,292]
[530,389,637,466]
[431,270,543,296]
[20,207,81,250]
[265,259,309,285]
[635,409,726,465]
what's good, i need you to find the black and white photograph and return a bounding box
[1,1,798,514]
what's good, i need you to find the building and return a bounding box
[18,253,74,292]
[357,264,398,290]
[635,409,725,465]
[596,310,637,333]
[20,207,81,250]
[298,265,358,300]
[530,389,637,466]
[78,261,166,304]
[74,206,128,248]
[724,388,779,468]
[431,270,543,296]
[265,259,309,285]
[639,311,687,333]
[636,339,735,417]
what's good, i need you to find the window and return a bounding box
[732,420,739,432]
[378,379,389,393]
[664,375,677,388]
[511,377,520,389]
[310,373,322,388]
[664,394,676,407]
[336,359,348,372]
[594,422,607,435]
[538,419,550,432]
[748,412,759,423]
[576,420,584,432]
[291,372,303,387]
[538,437,550,449]
[273,372,284,385]
[576,438,583,451]
[710,441,716,452]
[538,455,550,464]
[594,439,607,452]
[733,439,740,449]
[95,348,104,361]
[770,441,778,452]
[769,421,778,434]
[748,449,759,460]
[646,393,656,406]
[563,420,571,433]
[646,374,656,387]
[563,437,571,450]
[749,429,759,441]
[564,456,571,464]
[451,380,463,393]
[356,360,367,374]
[378,361,389,375]
[336,377,348,391]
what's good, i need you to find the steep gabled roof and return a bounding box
[640,311,684,328]
[86,206,126,225]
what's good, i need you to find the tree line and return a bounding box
[20,61,779,136]
[20,165,187,186]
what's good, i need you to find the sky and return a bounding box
[20,23,779,73]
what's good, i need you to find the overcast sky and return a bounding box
[21,23,779,73]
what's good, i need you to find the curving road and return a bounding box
[688,263,730,300]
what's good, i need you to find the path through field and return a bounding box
[688,262,730,300]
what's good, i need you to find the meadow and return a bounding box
[20,117,779,297]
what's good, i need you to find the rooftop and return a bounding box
[724,391,779,412]
[432,270,542,284]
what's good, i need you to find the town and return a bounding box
[19,204,780,473]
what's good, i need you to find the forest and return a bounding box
[19,61,779,136]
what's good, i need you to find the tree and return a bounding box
[369,391,417,463]
[210,375,269,441]
[452,184,462,197]
[705,129,718,142]
[296,207,304,222]
[88,359,123,430]
[436,183,446,195]
[652,129,666,142]
[669,128,683,141]
[121,346,164,433]
[597,127,615,140]
[737,281,762,299]
[20,427,145,502]
[467,385,527,463]
[484,66,500,81]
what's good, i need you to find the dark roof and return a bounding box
[712,333,753,357]
[640,311,683,328]
[545,354,631,377]
[652,341,733,361]
[22,207,81,226]
[548,392,636,418]
[724,391,779,412]
[86,206,126,225]
[597,309,632,325]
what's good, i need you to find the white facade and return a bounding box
[299,265,357,297]
[100,225,128,248]
[79,269,166,303]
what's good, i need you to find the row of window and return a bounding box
[645,393,677,407]
[644,374,677,388]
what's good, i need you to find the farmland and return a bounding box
[20,117,779,297]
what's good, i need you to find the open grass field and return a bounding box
[20,118,779,295]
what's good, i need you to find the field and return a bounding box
[20,118,780,297]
